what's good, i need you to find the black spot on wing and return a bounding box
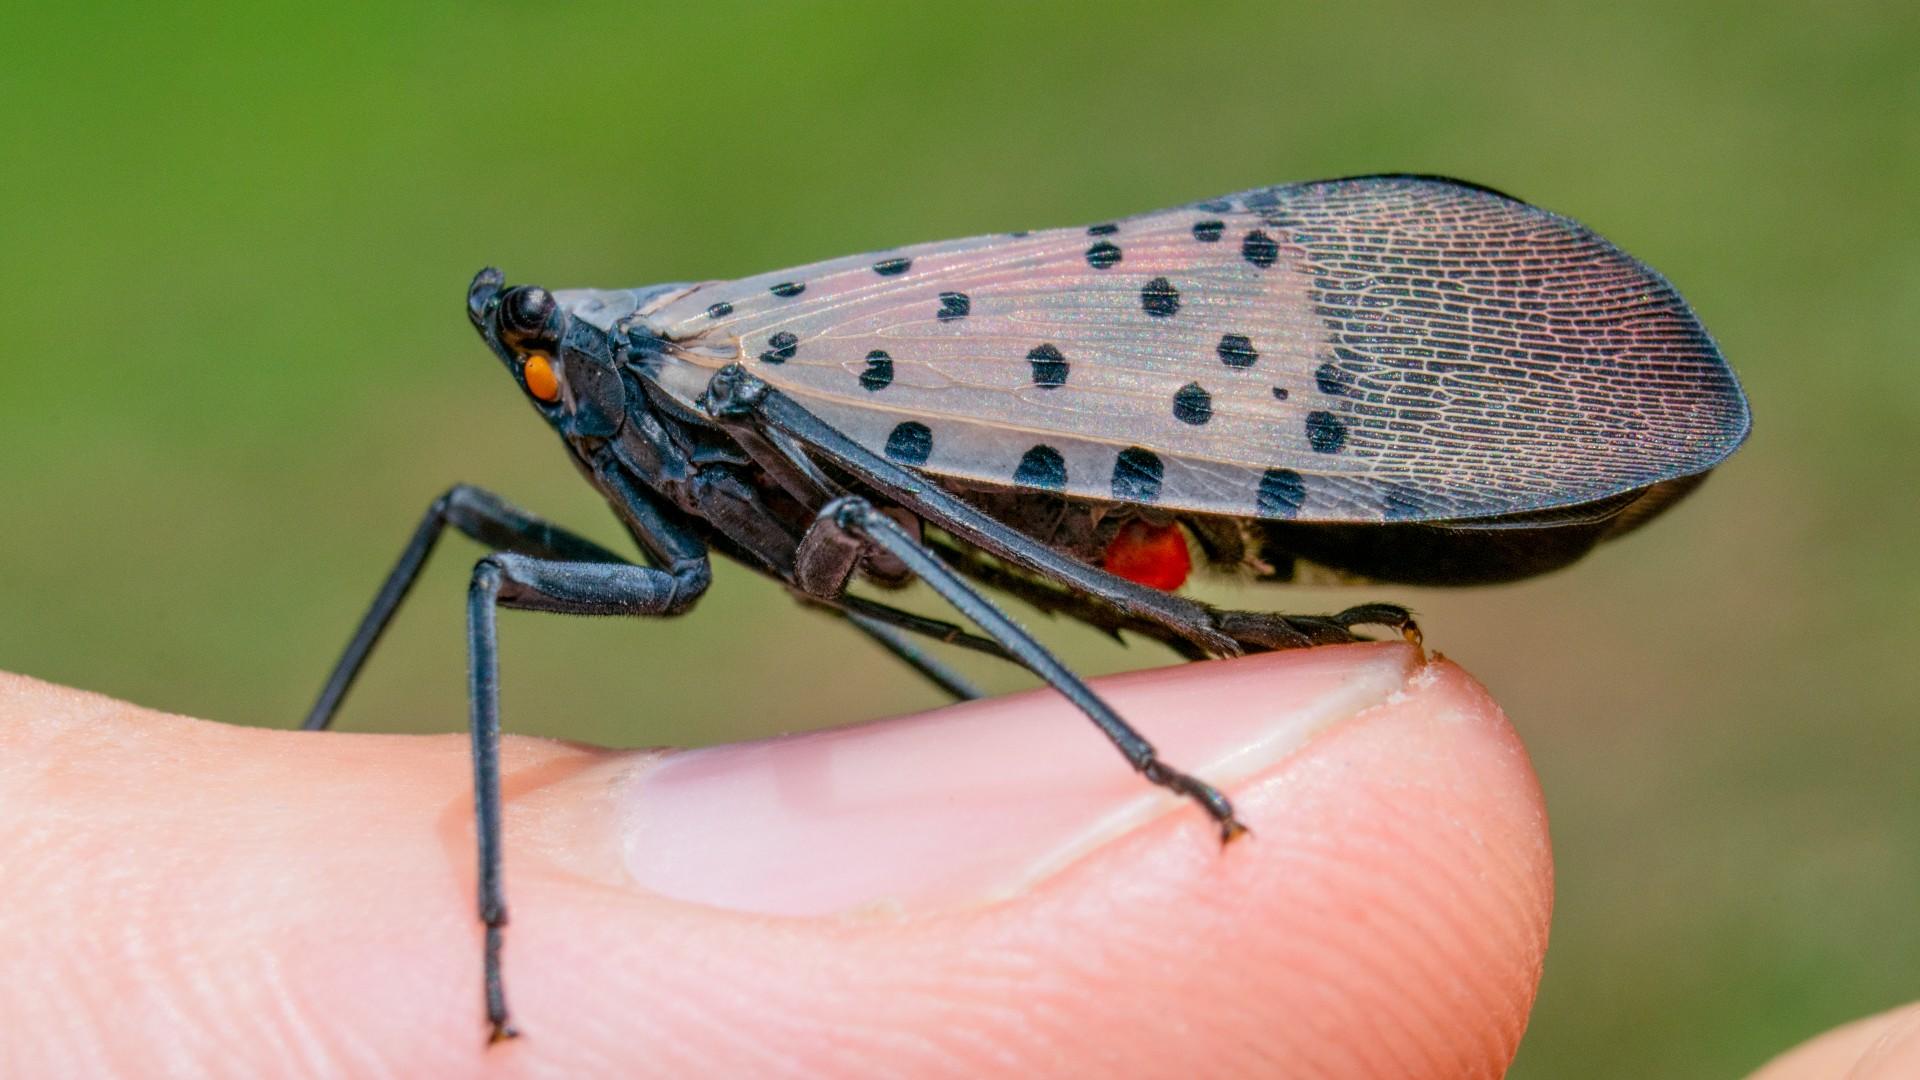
[884,421,933,466]
[1271,386,1290,401]
[1315,362,1354,396]
[705,301,733,319]
[1217,333,1257,368]
[1085,241,1121,269]
[1088,223,1119,236]
[1027,343,1069,388]
[860,349,893,392]
[1242,230,1279,268]
[1013,445,1067,490]
[1172,382,1212,425]
[1256,468,1306,518]
[937,292,970,321]
[1111,447,1164,503]
[872,257,912,277]
[1141,278,1180,318]
[770,281,806,298]
[759,331,798,364]
[1305,410,1347,454]
[1192,219,1224,242]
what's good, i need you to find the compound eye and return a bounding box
[522,353,561,403]
[499,285,556,341]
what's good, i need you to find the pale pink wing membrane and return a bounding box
[642,177,1748,523]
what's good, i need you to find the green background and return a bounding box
[2,3,1914,1074]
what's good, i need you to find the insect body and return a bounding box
[302,175,1749,1041]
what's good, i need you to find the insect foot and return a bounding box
[1329,604,1424,660]
[1143,760,1248,845]
[1212,604,1421,657]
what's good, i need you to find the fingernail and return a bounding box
[616,642,1417,915]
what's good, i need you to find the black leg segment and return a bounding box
[302,485,631,732]
[843,611,985,702]
[1215,601,1423,652]
[466,551,712,1042]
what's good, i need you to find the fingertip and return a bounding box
[984,647,1551,1078]
[1198,652,1554,1076]
[526,645,1552,1077]
[0,649,1552,1078]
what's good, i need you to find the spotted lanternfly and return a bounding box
[302,175,1750,1041]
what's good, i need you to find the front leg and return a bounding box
[303,485,637,731]
[303,479,712,1042]
[466,551,711,1043]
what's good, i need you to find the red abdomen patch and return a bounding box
[1102,519,1191,591]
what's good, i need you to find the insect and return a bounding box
[300,174,1749,1041]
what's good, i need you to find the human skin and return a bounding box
[0,643,1902,1078]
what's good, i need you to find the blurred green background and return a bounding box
[2,2,1914,1074]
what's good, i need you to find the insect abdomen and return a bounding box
[1253,476,1706,586]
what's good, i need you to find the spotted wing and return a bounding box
[639,175,1750,523]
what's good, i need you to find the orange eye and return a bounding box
[522,354,560,403]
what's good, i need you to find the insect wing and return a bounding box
[645,176,1749,523]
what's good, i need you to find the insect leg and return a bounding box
[799,495,1246,843]
[1215,602,1423,652]
[842,611,984,700]
[815,593,1012,661]
[936,533,1419,653]
[646,438,1003,692]
[303,485,633,732]
[918,533,1208,658]
[467,551,710,1043]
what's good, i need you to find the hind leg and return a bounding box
[920,532,1418,658]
